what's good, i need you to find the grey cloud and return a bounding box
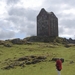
[43,0,75,14]
[8,7,38,21]
[60,19,75,28]
[7,7,37,37]
[59,26,75,39]
[8,7,25,17]
[19,21,36,36]
[0,30,15,39]
[63,0,75,7]
[58,15,75,38]
[7,16,23,25]
[59,26,64,34]
[6,0,20,5]
[0,20,16,39]
[44,0,75,7]
[0,20,11,29]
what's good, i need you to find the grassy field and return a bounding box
[0,42,75,75]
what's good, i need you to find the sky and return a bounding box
[0,0,75,40]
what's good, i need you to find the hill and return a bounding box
[0,38,75,75]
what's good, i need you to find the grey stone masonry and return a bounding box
[37,8,58,37]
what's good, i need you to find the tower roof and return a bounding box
[37,8,57,19]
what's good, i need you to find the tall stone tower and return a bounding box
[37,8,58,37]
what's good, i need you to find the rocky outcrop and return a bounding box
[3,55,47,70]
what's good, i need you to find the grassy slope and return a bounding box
[0,42,75,75]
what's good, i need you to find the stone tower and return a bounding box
[37,8,58,37]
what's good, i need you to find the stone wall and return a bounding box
[37,8,58,37]
[49,14,58,36]
[37,9,49,36]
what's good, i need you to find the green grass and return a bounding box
[0,42,75,75]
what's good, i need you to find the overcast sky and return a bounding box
[0,0,75,40]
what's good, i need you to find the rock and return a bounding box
[4,65,14,70]
[3,55,47,70]
[17,57,29,61]
[51,58,64,63]
[70,61,74,64]
[4,43,12,47]
[11,38,22,44]
[26,61,32,65]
